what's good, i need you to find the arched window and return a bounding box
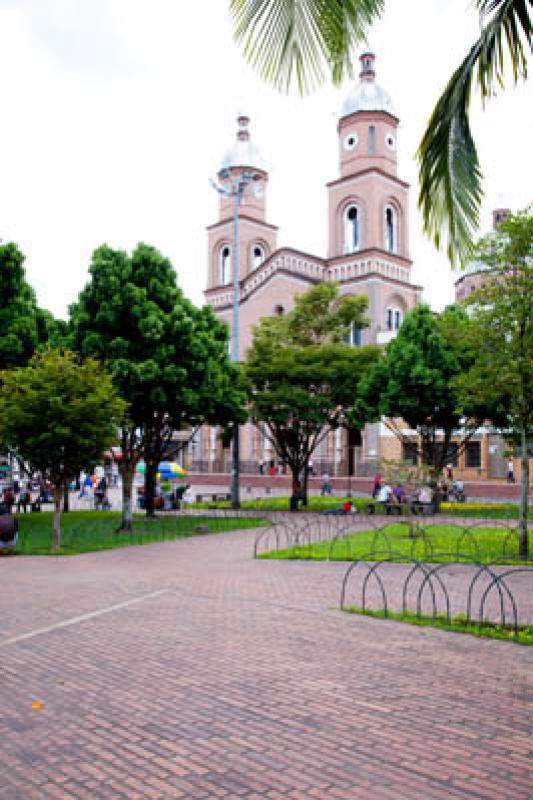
[251,245,264,270]
[343,204,360,254]
[385,205,397,254]
[219,245,231,285]
[368,125,375,155]
[345,322,361,347]
[274,304,285,316]
[394,309,402,330]
[386,307,403,331]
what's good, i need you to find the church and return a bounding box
[196,52,424,476]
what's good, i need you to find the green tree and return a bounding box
[245,283,378,503]
[230,0,531,265]
[0,242,45,369]
[357,303,500,477]
[70,243,245,525]
[0,350,125,548]
[457,208,533,558]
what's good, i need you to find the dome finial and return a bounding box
[237,112,250,143]
[340,50,395,119]
[359,50,375,82]
[219,113,267,173]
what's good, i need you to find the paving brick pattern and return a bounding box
[1,527,532,799]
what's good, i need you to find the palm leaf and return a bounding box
[230,0,384,94]
[417,0,531,268]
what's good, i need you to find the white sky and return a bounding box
[0,0,531,319]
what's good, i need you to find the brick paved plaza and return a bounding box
[1,526,533,799]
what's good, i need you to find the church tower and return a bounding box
[326,51,415,344]
[327,52,410,261]
[206,115,278,294]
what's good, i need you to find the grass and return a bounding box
[193,495,529,520]
[8,511,266,556]
[342,606,533,646]
[258,522,533,565]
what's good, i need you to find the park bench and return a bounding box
[408,500,437,516]
[195,492,231,504]
[365,501,404,515]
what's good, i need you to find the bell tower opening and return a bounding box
[343,205,360,253]
[385,206,397,254]
[219,245,231,285]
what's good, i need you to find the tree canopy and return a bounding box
[357,303,501,475]
[456,207,533,556]
[0,242,49,369]
[0,350,125,548]
[70,242,246,523]
[245,283,378,500]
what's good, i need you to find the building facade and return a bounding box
[187,52,425,475]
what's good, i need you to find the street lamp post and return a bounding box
[211,168,260,508]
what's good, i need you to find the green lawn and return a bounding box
[194,495,529,520]
[9,511,265,556]
[259,521,533,565]
[342,607,533,646]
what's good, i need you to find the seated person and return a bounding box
[377,484,392,504]
[392,484,406,504]
[419,485,433,504]
[0,512,18,552]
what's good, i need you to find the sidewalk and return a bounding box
[185,472,532,501]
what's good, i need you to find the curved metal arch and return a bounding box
[501,528,521,560]
[413,555,483,622]
[478,568,533,634]
[454,527,481,561]
[340,549,405,610]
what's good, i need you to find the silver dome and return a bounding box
[219,114,267,173]
[340,52,396,118]
[341,80,396,118]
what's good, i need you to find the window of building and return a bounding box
[386,307,403,331]
[252,245,264,270]
[343,204,360,253]
[394,309,402,330]
[368,125,375,155]
[345,322,361,347]
[385,205,397,254]
[465,441,481,468]
[219,245,231,285]
[274,304,285,316]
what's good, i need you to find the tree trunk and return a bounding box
[144,460,157,517]
[302,467,309,506]
[63,482,70,513]
[518,428,529,560]
[120,460,135,532]
[53,484,62,549]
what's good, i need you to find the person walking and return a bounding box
[507,459,515,484]
[320,473,332,496]
[372,472,382,499]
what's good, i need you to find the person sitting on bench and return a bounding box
[0,509,18,552]
[410,485,434,514]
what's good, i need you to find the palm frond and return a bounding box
[230,0,384,94]
[417,0,531,268]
